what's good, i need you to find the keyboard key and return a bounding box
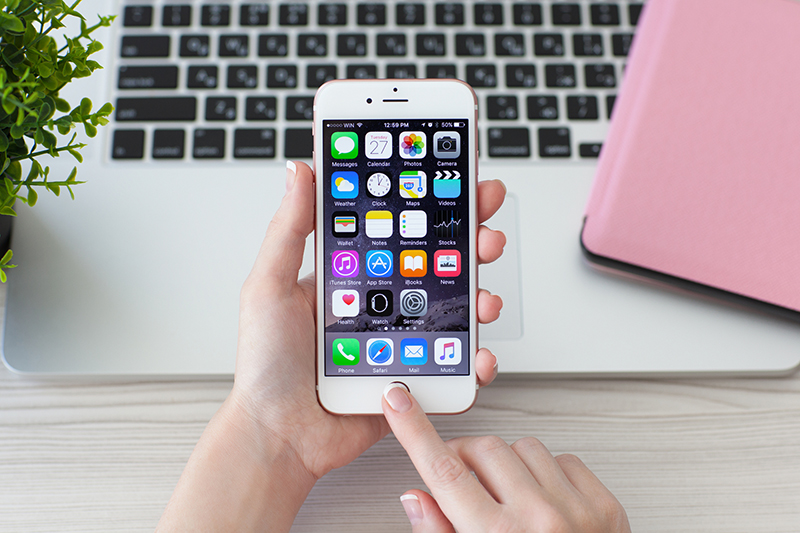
[552,3,581,25]
[358,4,386,25]
[234,128,276,158]
[118,66,178,89]
[534,33,564,56]
[495,33,525,56]
[162,5,191,27]
[486,96,518,120]
[606,94,616,119]
[629,3,644,25]
[377,34,407,56]
[298,33,328,56]
[307,64,337,88]
[152,129,185,159]
[417,34,446,56]
[286,96,314,120]
[538,127,571,158]
[487,127,530,157]
[590,3,620,26]
[475,3,503,25]
[180,35,209,57]
[545,64,576,88]
[120,36,170,58]
[456,34,486,56]
[245,97,277,121]
[258,34,288,57]
[338,34,367,56]
[566,95,599,119]
[397,4,426,25]
[240,4,270,26]
[527,95,558,119]
[466,64,496,87]
[219,34,249,57]
[279,4,308,25]
[227,65,258,89]
[579,142,602,158]
[206,97,237,121]
[267,65,298,88]
[436,3,464,25]
[285,128,313,158]
[193,129,225,159]
[573,34,603,56]
[123,6,152,27]
[187,66,218,89]
[426,64,457,78]
[585,64,616,87]
[513,3,542,25]
[347,64,377,79]
[201,5,230,26]
[115,97,197,122]
[612,33,634,57]
[319,4,347,25]
[112,129,145,159]
[386,64,417,78]
[506,64,536,87]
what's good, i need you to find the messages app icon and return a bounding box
[331,131,358,159]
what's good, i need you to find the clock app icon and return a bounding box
[366,172,391,198]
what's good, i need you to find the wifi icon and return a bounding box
[357,122,363,127]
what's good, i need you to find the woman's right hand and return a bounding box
[382,384,631,533]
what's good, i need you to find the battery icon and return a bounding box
[454,121,464,127]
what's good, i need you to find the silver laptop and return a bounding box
[4,0,800,376]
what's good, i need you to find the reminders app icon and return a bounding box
[401,338,428,365]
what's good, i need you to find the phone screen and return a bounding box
[322,119,471,377]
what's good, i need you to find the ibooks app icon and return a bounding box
[400,250,427,277]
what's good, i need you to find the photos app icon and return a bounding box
[399,131,426,159]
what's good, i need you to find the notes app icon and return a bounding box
[400,250,427,277]
[435,338,462,366]
[365,210,393,238]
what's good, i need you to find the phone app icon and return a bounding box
[399,131,426,159]
[433,210,461,239]
[399,250,427,277]
[433,170,461,198]
[331,131,358,159]
[433,131,461,159]
[332,250,359,277]
[367,289,393,316]
[365,131,392,159]
[400,289,427,316]
[332,211,358,238]
[367,338,394,366]
[400,210,427,238]
[399,171,427,199]
[434,250,461,277]
[331,171,358,199]
[332,338,359,365]
[366,250,393,277]
[435,338,462,365]
[366,172,392,198]
[332,289,359,317]
[365,210,393,238]
[401,338,428,365]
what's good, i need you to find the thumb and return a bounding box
[400,490,456,533]
[248,161,314,295]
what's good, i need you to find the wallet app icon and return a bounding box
[401,338,428,365]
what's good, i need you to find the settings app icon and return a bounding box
[400,289,427,317]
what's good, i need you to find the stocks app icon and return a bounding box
[433,210,461,239]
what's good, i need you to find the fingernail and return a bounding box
[496,179,507,194]
[400,494,423,526]
[286,160,297,192]
[383,382,412,413]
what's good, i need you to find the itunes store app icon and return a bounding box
[332,250,359,277]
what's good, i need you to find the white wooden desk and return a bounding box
[1,285,799,532]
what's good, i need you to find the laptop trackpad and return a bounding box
[479,194,522,340]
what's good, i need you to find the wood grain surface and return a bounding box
[1,285,799,532]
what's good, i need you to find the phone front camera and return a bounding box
[366,98,372,104]
[393,87,398,92]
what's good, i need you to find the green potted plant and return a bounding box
[0,0,114,282]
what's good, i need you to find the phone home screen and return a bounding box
[323,119,470,377]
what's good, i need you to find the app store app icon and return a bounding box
[366,250,393,277]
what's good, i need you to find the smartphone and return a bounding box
[314,80,479,415]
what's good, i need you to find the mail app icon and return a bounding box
[401,338,428,366]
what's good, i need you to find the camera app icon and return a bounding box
[433,131,461,159]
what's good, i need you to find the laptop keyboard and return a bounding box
[111,1,641,162]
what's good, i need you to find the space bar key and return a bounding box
[115,97,197,122]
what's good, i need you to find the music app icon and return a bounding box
[332,250,359,278]
[434,338,462,366]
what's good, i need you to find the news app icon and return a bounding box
[332,250,359,278]
[434,337,462,365]
[401,338,428,365]
[434,250,461,277]
[332,211,358,237]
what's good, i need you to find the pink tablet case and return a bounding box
[582,0,800,318]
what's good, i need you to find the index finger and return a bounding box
[478,179,506,224]
[382,384,498,528]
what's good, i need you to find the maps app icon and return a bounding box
[399,171,426,199]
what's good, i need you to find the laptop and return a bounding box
[4,0,800,376]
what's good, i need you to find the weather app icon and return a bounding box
[331,171,358,199]
[366,250,393,277]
